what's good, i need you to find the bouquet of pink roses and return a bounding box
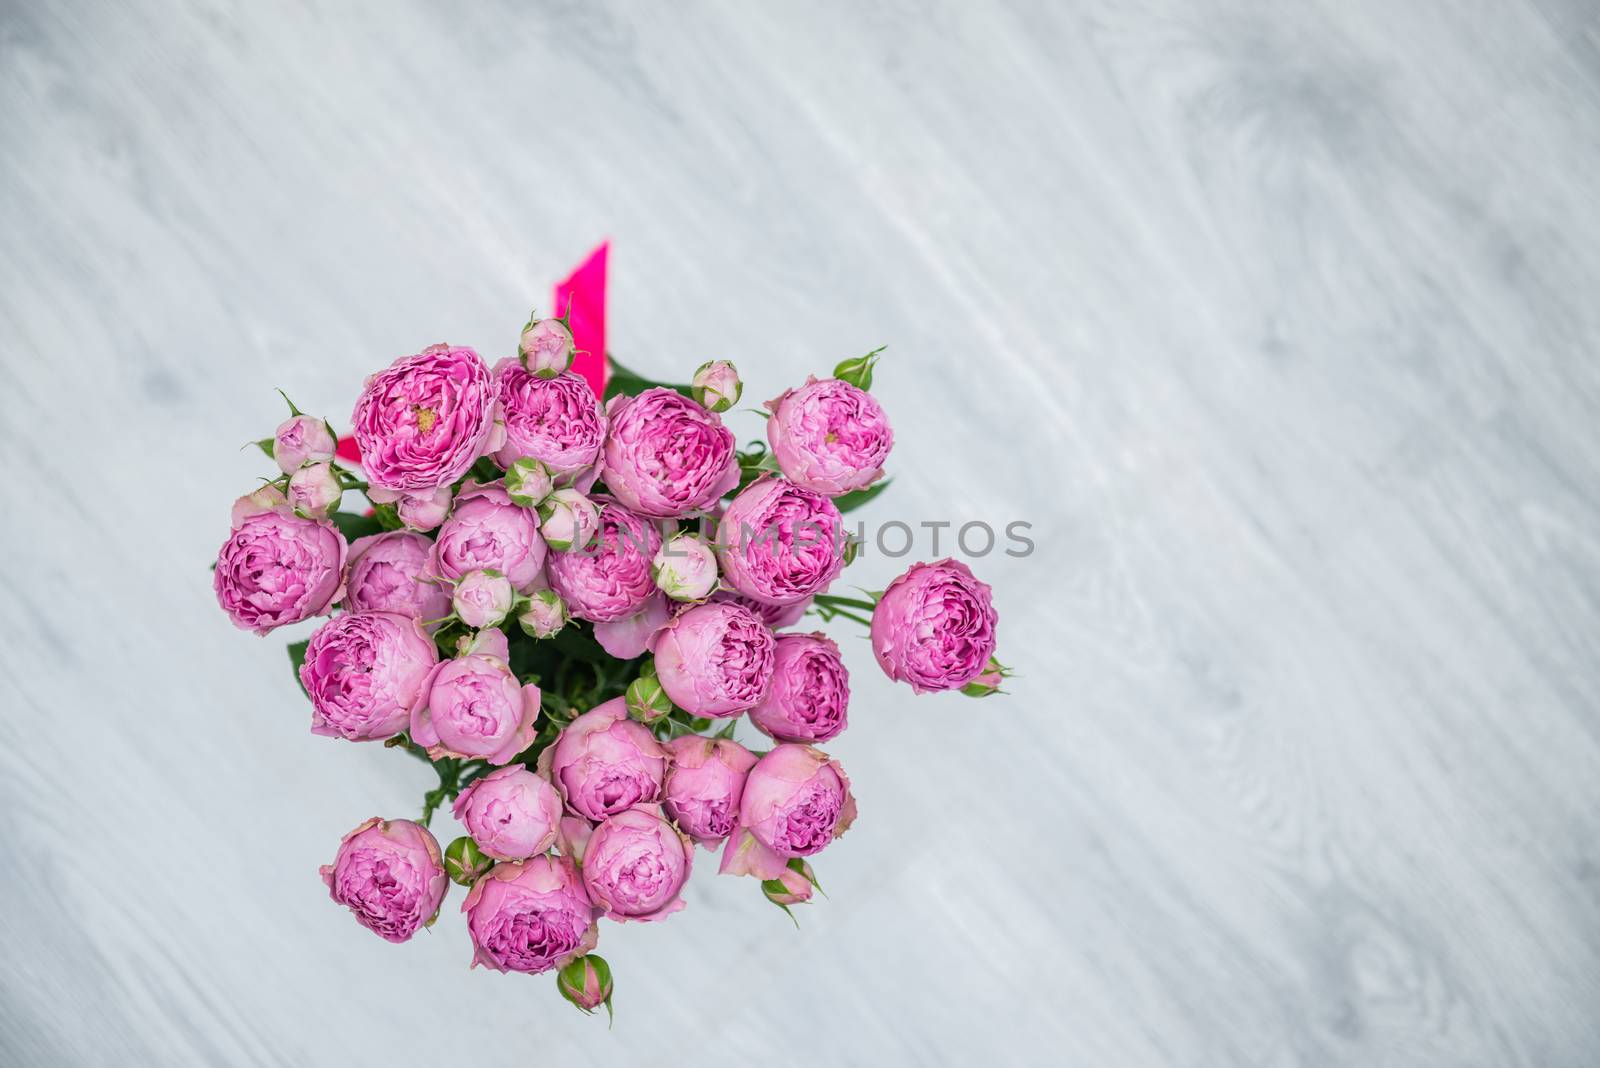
[214,306,1008,1019]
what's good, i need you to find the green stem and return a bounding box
[813,594,878,613]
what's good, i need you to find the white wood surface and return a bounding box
[3,1,1598,1064]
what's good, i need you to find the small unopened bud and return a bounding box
[651,532,718,602]
[538,488,600,551]
[691,360,742,413]
[272,414,338,474]
[520,317,575,378]
[453,569,514,629]
[288,461,342,519]
[626,664,672,725]
[762,858,817,907]
[518,588,569,639]
[960,655,1011,698]
[557,954,614,1021]
[832,346,885,391]
[504,457,553,507]
[444,836,493,886]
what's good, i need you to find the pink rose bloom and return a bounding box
[542,697,668,822]
[738,744,856,859]
[492,362,607,485]
[345,530,451,627]
[214,510,346,634]
[711,590,813,630]
[351,344,499,497]
[462,855,598,974]
[662,736,758,848]
[273,414,336,474]
[652,601,775,718]
[748,633,849,743]
[411,630,540,765]
[320,817,447,943]
[765,376,893,495]
[601,388,738,518]
[581,806,693,922]
[870,558,998,693]
[452,766,564,862]
[545,498,661,623]
[300,611,438,741]
[428,481,547,593]
[716,478,844,606]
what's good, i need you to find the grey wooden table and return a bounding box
[3,2,1598,1065]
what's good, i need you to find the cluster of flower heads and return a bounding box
[215,314,1007,1019]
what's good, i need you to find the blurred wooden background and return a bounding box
[2,1,1598,1064]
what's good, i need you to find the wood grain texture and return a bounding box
[2,1,1598,1064]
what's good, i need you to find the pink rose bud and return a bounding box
[411,630,541,765]
[287,461,343,518]
[651,531,718,602]
[518,588,569,639]
[652,601,775,718]
[624,666,672,725]
[546,498,660,621]
[748,633,849,744]
[762,858,818,907]
[543,697,668,822]
[430,482,547,593]
[462,855,598,974]
[556,954,614,1020]
[870,559,998,694]
[452,569,515,629]
[662,735,758,848]
[601,388,739,518]
[492,362,608,484]
[397,485,453,532]
[352,344,500,498]
[961,655,1010,697]
[581,806,693,923]
[765,376,893,496]
[691,360,742,413]
[505,457,553,507]
[319,817,448,943]
[273,414,337,474]
[716,478,844,606]
[444,835,493,886]
[344,530,452,628]
[214,511,347,634]
[452,765,564,862]
[231,483,289,528]
[739,744,856,859]
[520,317,575,378]
[538,488,601,553]
[301,612,438,741]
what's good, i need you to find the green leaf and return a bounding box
[833,478,892,514]
[604,356,694,402]
[372,501,404,531]
[329,510,383,541]
[287,640,309,694]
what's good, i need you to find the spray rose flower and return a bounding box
[537,488,600,552]
[518,588,568,639]
[870,558,998,694]
[411,630,541,765]
[273,414,336,474]
[287,461,342,518]
[652,601,775,718]
[453,766,564,862]
[711,590,812,630]
[504,457,553,507]
[601,388,738,518]
[519,317,575,378]
[557,955,614,1017]
[492,363,607,485]
[716,478,844,606]
[662,736,758,848]
[545,499,661,623]
[739,744,856,859]
[429,482,546,593]
[452,569,515,629]
[748,633,849,743]
[345,530,451,626]
[581,806,693,923]
[543,697,668,822]
[214,510,346,634]
[652,532,718,602]
[320,818,447,943]
[765,376,893,495]
[691,360,742,413]
[463,855,598,974]
[300,611,438,741]
[351,343,499,497]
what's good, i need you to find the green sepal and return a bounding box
[832,345,885,391]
